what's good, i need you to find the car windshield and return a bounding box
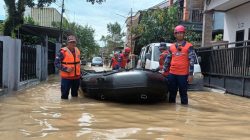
[93,57,102,61]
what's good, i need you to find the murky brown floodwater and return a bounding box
[0,66,250,140]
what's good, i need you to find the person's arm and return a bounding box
[188,46,195,76]
[163,49,172,72]
[127,59,130,63]
[54,50,68,72]
[110,58,113,68]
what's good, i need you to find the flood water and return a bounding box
[0,66,250,140]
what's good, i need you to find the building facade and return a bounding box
[125,0,204,55]
[25,7,66,27]
[202,0,250,47]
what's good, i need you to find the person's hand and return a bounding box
[66,67,74,72]
[188,75,193,84]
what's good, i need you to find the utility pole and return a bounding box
[59,0,65,45]
[130,8,134,68]
[130,8,133,52]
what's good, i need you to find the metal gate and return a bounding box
[196,41,250,97]
[48,42,56,75]
[20,45,37,82]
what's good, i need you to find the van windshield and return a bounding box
[154,46,161,61]
[153,46,199,64]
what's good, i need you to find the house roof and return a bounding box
[206,0,249,11]
[19,24,73,39]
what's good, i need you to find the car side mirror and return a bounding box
[198,56,202,63]
[145,53,151,60]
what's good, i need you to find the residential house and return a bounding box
[198,0,250,97]
[126,0,204,55]
[202,0,250,47]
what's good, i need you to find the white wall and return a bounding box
[0,36,21,91]
[0,36,51,93]
[224,2,250,45]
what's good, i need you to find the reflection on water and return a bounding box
[0,75,250,140]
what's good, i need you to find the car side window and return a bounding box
[141,48,146,62]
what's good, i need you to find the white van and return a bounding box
[136,42,203,90]
[137,43,172,70]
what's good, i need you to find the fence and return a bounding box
[48,43,56,75]
[196,41,250,97]
[20,45,37,82]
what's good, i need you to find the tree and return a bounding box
[87,0,106,4]
[101,22,125,56]
[0,22,4,35]
[52,21,100,58]
[133,6,201,46]
[24,16,38,25]
[3,0,105,36]
[100,35,107,47]
[132,6,179,46]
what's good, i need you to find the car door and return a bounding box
[137,47,145,68]
[145,45,152,70]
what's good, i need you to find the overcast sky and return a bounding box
[0,0,165,46]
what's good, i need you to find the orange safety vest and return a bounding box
[159,50,169,76]
[119,53,129,68]
[111,57,118,68]
[169,42,192,75]
[60,47,81,79]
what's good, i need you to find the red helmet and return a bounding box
[174,25,185,33]
[124,47,131,53]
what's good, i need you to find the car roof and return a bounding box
[142,42,173,48]
[151,42,172,47]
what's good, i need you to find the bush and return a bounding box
[214,34,223,41]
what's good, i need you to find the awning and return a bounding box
[18,24,73,39]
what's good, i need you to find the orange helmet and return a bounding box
[124,47,131,53]
[174,25,185,33]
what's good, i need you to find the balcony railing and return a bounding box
[177,7,203,23]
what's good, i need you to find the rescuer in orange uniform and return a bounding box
[54,35,81,99]
[164,25,195,105]
[110,52,119,70]
[154,42,169,77]
[118,47,131,69]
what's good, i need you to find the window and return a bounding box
[153,46,161,61]
[147,46,152,60]
[248,28,250,46]
[234,30,244,67]
[235,30,244,47]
